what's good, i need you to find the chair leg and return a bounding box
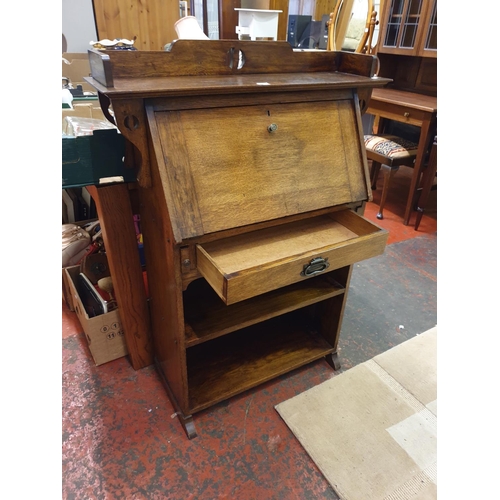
[377,164,399,220]
[370,161,382,190]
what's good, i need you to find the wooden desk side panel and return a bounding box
[154,98,369,239]
[315,265,354,351]
[87,184,153,370]
[138,117,189,411]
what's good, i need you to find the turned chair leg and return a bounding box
[377,164,399,220]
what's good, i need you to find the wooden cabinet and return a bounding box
[377,0,437,57]
[86,41,389,438]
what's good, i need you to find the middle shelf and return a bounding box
[184,272,346,347]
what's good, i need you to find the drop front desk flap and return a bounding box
[86,40,390,438]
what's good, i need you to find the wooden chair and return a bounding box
[364,134,419,220]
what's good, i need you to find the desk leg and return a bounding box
[415,138,437,231]
[87,184,153,370]
[403,119,432,226]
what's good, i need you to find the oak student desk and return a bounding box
[366,88,437,225]
[85,40,390,438]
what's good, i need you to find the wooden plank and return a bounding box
[87,41,338,79]
[370,88,437,112]
[315,0,339,21]
[187,312,335,413]
[218,0,239,40]
[329,207,385,236]
[269,0,289,41]
[88,184,153,369]
[195,246,227,304]
[151,89,353,112]
[196,213,387,304]
[184,274,345,346]
[162,99,368,237]
[136,142,190,410]
[92,0,179,51]
[198,217,358,274]
[153,110,204,241]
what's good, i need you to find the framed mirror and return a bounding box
[326,0,378,53]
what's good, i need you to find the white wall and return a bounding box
[62,0,98,53]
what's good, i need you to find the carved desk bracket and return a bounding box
[101,95,152,189]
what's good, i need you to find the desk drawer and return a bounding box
[367,101,427,127]
[196,210,388,305]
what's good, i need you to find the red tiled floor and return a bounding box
[62,172,437,499]
[364,164,437,245]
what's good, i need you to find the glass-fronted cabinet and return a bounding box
[377,0,437,57]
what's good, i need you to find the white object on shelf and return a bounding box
[235,8,282,41]
[174,16,209,40]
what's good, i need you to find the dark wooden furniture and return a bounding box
[414,135,437,231]
[366,87,436,225]
[374,0,437,96]
[86,40,389,438]
[377,0,437,58]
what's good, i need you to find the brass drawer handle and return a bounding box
[403,112,410,118]
[301,257,330,277]
[268,123,278,133]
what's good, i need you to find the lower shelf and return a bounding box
[186,310,334,413]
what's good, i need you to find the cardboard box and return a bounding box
[65,265,128,366]
[62,52,95,93]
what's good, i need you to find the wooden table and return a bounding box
[366,88,437,225]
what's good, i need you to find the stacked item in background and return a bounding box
[62,221,128,366]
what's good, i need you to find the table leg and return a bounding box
[403,119,432,226]
[87,184,153,370]
[415,138,437,231]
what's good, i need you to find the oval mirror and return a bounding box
[327,0,378,53]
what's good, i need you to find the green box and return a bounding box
[62,129,135,189]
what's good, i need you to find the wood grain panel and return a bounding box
[136,128,190,411]
[184,274,345,346]
[315,0,339,21]
[196,212,387,304]
[153,110,204,241]
[159,99,368,237]
[93,0,180,51]
[187,312,334,412]
[219,0,240,40]
[88,184,153,369]
[269,0,289,40]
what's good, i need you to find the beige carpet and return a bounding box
[275,326,437,500]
